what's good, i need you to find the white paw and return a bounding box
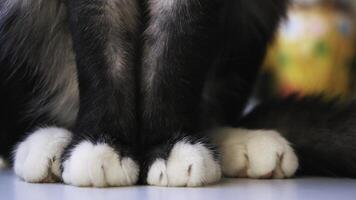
[147,141,222,187]
[212,128,299,179]
[14,127,72,182]
[62,141,139,187]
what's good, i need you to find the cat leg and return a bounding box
[200,0,295,179]
[61,0,141,187]
[201,0,289,126]
[0,0,77,182]
[140,0,223,187]
[211,128,298,179]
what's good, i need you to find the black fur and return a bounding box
[137,0,288,182]
[62,0,141,164]
[3,0,353,184]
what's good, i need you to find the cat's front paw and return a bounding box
[62,141,139,187]
[14,127,72,182]
[212,128,298,179]
[147,140,222,187]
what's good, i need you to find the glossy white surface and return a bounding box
[1,170,355,200]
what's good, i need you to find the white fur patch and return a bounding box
[147,141,222,187]
[62,141,139,187]
[212,128,299,179]
[13,127,72,182]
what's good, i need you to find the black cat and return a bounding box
[0,0,354,188]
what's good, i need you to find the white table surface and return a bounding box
[1,170,355,200]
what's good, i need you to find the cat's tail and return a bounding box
[239,96,356,177]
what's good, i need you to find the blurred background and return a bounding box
[256,0,356,101]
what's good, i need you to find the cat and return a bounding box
[0,0,354,188]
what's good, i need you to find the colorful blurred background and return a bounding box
[258,0,356,101]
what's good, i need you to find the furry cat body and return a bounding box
[0,0,354,187]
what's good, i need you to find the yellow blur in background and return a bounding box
[264,2,356,100]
